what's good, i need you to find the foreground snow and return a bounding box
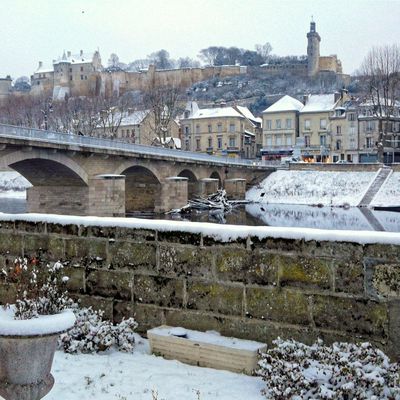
[45,336,264,400]
[246,170,376,207]
[372,172,400,207]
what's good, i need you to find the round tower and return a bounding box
[307,20,321,77]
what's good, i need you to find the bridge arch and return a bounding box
[177,169,198,199]
[2,150,89,186]
[210,171,222,188]
[119,164,161,213]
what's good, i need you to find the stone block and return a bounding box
[312,295,388,338]
[115,302,165,333]
[186,280,243,316]
[334,260,364,295]
[46,222,79,236]
[247,251,280,285]
[0,232,22,255]
[245,287,310,326]
[64,238,107,262]
[133,274,184,308]
[115,227,156,242]
[14,220,45,234]
[372,263,400,298]
[215,247,252,283]
[388,300,400,361]
[108,241,156,272]
[63,266,85,294]
[157,230,201,246]
[86,269,132,300]
[22,235,64,260]
[0,283,17,305]
[159,244,213,278]
[364,244,400,263]
[279,255,333,290]
[0,221,15,231]
[71,294,114,321]
[82,225,116,239]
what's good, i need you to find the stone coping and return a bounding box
[0,212,400,245]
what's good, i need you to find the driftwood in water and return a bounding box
[167,189,246,214]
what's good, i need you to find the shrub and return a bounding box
[257,338,400,399]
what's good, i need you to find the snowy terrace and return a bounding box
[246,170,378,207]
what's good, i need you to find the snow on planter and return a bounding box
[0,306,76,336]
[148,325,267,374]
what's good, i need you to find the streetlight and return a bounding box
[41,98,53,130]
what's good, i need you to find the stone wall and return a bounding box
[0,218,398,360]
[290,163,382,172]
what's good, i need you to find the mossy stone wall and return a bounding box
[0,219,399,360]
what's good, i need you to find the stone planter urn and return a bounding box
[0,307,76,400]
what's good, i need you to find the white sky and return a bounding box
[1,0,399,78]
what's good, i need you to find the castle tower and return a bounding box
[307,20,321,77]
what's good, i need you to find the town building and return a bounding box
[261,95,304,162]
[94,109,181,146]
[0,76,12,106]
[180,102,260,159]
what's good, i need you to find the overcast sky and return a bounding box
[1,0,399,79]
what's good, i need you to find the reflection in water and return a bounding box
[1,197,399,232]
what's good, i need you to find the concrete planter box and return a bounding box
[0,309,75,400]
[148,325,267,375]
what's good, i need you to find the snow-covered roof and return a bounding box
[191,107,244,119]
[301,94,337,113]
[35,65,54,74]
[235,106,258,123]
[119,110,150,126]
[53,51,97,65]
[263,95,304,113]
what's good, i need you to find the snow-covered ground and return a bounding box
[372,172,400,207]
[45,337,264,400]
[0,171,30,197]
[246,170,377,207]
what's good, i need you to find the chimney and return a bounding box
[334,92,341,103]
[80,50,83,56]
[38,61,43,68]
[67,51,71,58]
[302,94,309,105]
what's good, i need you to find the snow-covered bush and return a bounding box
[257,338,400,399]
[2,257,73,319]
[59,305,138,354]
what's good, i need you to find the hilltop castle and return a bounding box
[0,21,348,104]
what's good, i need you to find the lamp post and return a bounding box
[41,98,53,131]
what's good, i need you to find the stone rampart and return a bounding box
[0,217,398,360]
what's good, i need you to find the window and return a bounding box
[229,123,235,133]
[336,126,342,134]
[275,119,281,129]
[320,119,327,129]
[196,125,200,134]
[336,140,342,150]
[184,126,190,135]
[69,68,72,73]
[229,137,236,147]
[285,119,292,129]
[350,138,356,149]
[185,140,190,151]
[196,138,201,151]
[366,121,375,132]
[70,76,73,81]
[275,135,282,145]
[81,75,84,80]
[366,137,373,148]
[348,113,356,121]
[80,67,84,72]
[217,137,222,149]
[266,136,272,146]
[350,126,356,135]
[208,124,212,133]
[304,119,311,130]
[286,136,292,146]
[217,124,222,133]
[208,138,212,148]
[305,136,310,146]
[320,135,326,146]
[266,120,272,130]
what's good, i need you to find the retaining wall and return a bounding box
[0,217,399,360]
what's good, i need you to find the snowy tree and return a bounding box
[360,44,400,162]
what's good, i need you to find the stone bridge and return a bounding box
[0,124,274,216]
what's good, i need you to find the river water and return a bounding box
[1,196,398,232]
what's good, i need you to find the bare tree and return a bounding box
[255,42,273,63]
[360,44,400,162]
[142,80,182,146]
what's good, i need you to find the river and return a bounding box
[1,196,399,232]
